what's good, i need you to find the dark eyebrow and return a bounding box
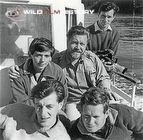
[46,104,54,108]
[35,103,42,107]
[71,38,78,41]
[93,115,99,118]
[84,114,90,116]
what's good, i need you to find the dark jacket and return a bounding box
[68,104,143,140]
[10,59,67,106]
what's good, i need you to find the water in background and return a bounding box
[85,14,143,82]
[114,15,143,82]
[113,15,143,97]
[85,14,143,109]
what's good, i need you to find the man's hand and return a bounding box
[1,115,18,140]
[9,65,20,80]
[103,61,114,72]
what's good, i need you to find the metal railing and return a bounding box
[111,71,141,107]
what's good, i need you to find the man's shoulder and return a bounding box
[110,104,135,119]
[110,103,132,111]
[18,58,33,75]
[68,119,81,137]
[86,24,95,33]
[86,24,94,30]
[82,51,103,71]
[53,119,71,140]
[43,62,64,79]
[59,111,71,131]
[110,25,119,34]
[52,51,66,60]
[52,50,67,68]
[48,62,63,71]
[111,25,118,31]
[84,51,99,61]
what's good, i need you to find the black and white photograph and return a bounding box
[0,0,143,139]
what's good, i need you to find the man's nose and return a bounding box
[105,16,109,22]
[41,106,49,117]
[88,117,95,124]
[76,42,81,49]
[41,56,45,61]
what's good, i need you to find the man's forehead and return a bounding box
[71,34,88,40]
[34,92,58,104]
[100,9,114,16]
[34,51,51,55]
[82,104,104,114]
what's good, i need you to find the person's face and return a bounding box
[67,35,88,60]
[98,9,115,30]
[34,92,63,129]
[31,51,52,72]
[81,104,108,133]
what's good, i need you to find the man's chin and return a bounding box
[101,24,109,29]
[38,125,50,133]
[71,52,81,59]
[36,66,46,72]
[39,118,49,125]
[85,126,99,133]
[38,119,55,132]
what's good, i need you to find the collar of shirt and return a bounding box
[60,50,85,67]
[77,107,118,138]
[94,21,112,32]
[23,58,51,78]
[31,112,61,137]
[23,58,52,89]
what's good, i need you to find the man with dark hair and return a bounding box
[87,2,120,56]
[9,37,67,106]
[0,80,70,140]
[9,26,112,121]
[69,87,143,140]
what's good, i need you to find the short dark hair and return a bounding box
[67,26,89,41]
[28,38,55,57]
[78,87,110,113]
[31,80,65,103]
[98,2,119,15]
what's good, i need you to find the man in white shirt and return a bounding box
[0,80,70,140]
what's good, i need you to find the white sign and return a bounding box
[15,35,33,54]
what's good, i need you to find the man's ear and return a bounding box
[105,109,109,118]
[58,101,64,110]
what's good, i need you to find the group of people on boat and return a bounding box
[0,2,143,140]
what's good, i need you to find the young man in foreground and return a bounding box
[0,80,70,140]
[69,87,143,140]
